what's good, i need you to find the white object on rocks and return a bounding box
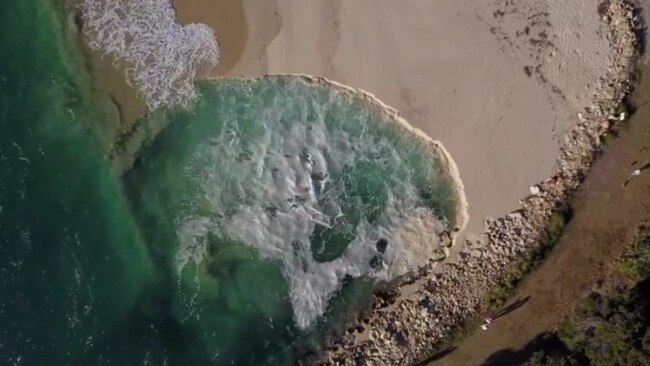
[529,185,541,195]
[620,112,626,121]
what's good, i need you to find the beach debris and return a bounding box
[480,317,493,331]
[529,185,541,195]
[623,169,641,187]
[609,112,627,121]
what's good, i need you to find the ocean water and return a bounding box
[0,1,154,365]
[0,1,461,365]
[123,77,461,364]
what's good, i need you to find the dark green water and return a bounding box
[0,1,460,365]
[0,1,154,364]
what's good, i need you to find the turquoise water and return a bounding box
[0,1,459,365]
[123,77,459,364]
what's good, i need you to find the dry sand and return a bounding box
[174,0,613,243]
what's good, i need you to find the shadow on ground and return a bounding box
[480,332,569,366]
[414,347,457,365]
[491,296,530,320]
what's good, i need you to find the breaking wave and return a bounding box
[173,77,462,329]
[76,0,464,330]
[79,0,219,110]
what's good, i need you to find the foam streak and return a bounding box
[80,0,219,110]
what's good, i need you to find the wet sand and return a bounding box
[84,50,146,133]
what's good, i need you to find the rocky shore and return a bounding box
[317,1,641,365]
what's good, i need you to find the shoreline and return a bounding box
[316,0,640,364]
[75,0,641,363]
[176,0,589,242]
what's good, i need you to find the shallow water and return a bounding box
[123,77,460,363]
[0,1,460,365]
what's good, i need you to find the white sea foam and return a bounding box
[173,80,453,329]
[79,0,219,110]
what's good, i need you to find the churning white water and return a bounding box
[79,0,219,110]
[173,78,457,329]
[76,0,461,328]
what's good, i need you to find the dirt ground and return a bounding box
[430,67,650,366]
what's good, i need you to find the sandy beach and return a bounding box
[2,0,643,364]
[174,0,613,241]
[81,0,639,363]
